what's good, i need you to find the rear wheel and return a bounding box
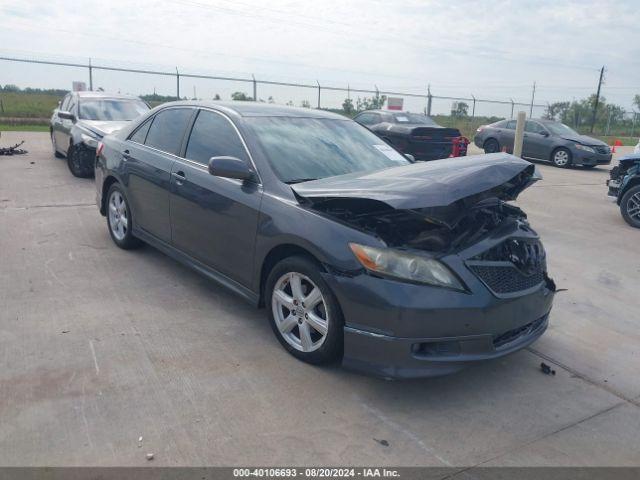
[106,183,143,249]
[266,256,343,365]
[620,185,640,228]
[551,148,572,168]
[67,144,94,178]
[483,138,500,153]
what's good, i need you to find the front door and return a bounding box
[169,109,262,288]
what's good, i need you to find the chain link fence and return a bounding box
[1,55,637,141]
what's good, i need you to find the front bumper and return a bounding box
[572,149,612,166]
[323,247,555,379]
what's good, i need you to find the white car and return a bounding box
[634,138,640,154]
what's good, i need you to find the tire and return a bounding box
[620,185,640,229]
[551,147,572,168]
[106,183,143,249]
[67,144,94,178]
[483,138,500,154]
[266,255,343,365]
[51,132,64,158]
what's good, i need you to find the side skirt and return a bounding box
[133,227,260,307]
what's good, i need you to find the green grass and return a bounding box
[0,91,62,118]
[0,124,49,132]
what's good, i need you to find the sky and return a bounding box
[0,0,639,116]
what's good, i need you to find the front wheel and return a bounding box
[67,144,94,178]
[620,185,640,228]
[551,148,572,168]
[266,256,343,365]
[106,184,143,249]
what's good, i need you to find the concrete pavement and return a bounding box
[0,132,638,468]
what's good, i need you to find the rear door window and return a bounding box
[144,108,192,155]
[185,110,248,165]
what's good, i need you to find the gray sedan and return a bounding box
[51,91,149,177]
[474,119,612,168]
[95,102,554,379]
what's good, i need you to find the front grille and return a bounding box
[468,264,544,294]
[493,315,546,348]
[594,145,610,155]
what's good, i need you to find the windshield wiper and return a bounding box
[285,178,319,184]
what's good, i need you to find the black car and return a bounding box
[50,91,149,177]
[354,110,467,161]
[474,119,612,168]
[607,154,640,228]
[95,102,554,379]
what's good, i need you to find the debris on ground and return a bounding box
[374,438,390,447]
[138,436,143,448]
[0,133,28,156]
[540,362,556,376]
[146,453,154,461]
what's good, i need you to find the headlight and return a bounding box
[81,133,99,148]
[349,243,465,291]
[575,144,595,153]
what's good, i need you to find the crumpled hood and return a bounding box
[618,154,640,168]
[559,133,607,146]
[79,120,130,136]
[291,153,538,210]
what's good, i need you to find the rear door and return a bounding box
[124,107,194,243]
[498,120,516,152]
[523,121,550,159]
[169,109,262,287]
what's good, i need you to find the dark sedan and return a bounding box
[51,91,149,177]
[95,102,555,379]
[354,110,467,161]
[474,119,612,168]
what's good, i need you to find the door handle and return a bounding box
[123,149,131,161]
[172,171,186,185]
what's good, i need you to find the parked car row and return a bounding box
[50,96,556,378]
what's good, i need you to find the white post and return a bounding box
[513,111,526,157]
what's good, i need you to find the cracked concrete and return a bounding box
[0,132,638,466]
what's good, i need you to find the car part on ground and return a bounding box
[608,154,640,228]
[50,91,150,177]
[0,133,27,156]
[474,119,612,168]
[96,101,554,378]
[354,110,466,161]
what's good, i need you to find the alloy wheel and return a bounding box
[626,192,640,222]
[108,190,129,241]
[553,150,570,167]
[271,272,329,352]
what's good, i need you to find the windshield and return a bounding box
[544,122,578,136]
[246,117,410,183]
[393,113,437,125]
[78,99,149,121]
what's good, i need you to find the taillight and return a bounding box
[96,142,105,157]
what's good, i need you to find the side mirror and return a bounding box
[540,130,549,137]
[58,111,76,122]
[208,156,254,181]
[405,154,416,162]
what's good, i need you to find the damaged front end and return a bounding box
[293,153,554,295]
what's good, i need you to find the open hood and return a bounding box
[291,153,538,211]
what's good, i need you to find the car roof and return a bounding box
[74,91,142,100]
[160,100,348,119]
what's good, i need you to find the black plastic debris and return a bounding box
[540,362,556,376]
[0,133,28,156]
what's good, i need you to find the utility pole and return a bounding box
[88,58,93,91]
[590,66,605,133]
[529,81,536,117]
[426,84,432,116]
